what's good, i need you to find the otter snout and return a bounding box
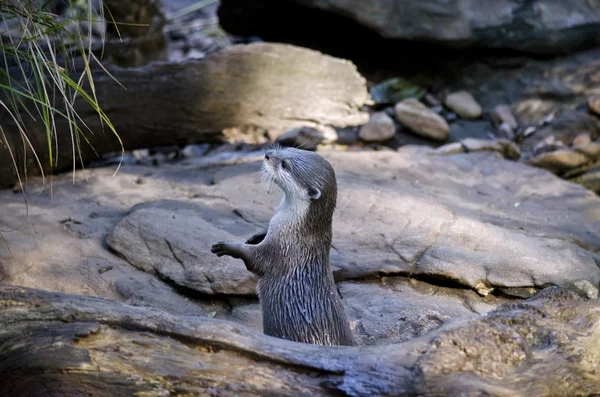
[265,151,277,162]
[265,151,284,169]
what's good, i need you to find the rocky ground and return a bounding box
[1,0,600,395]
[2,145,599,344]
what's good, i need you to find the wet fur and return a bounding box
[211,147,355,346]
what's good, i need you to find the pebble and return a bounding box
[277,126,337,149]
[394,99,449,141]
[526,143,600,175]
[496,122,514,139]
[588,96,600,116]
[572,133,592,147]
[492,104,518,138]
[359,112,396,142]
[432,138,521,160]
[444,91,482,119]
[492,105,518,129]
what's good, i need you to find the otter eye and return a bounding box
[281,160,288,169]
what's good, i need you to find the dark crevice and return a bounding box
[154,272,259,309]
[218,0,596,84]
[337,270,537,300]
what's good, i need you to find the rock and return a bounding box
[461,138,520,160]
[448,119,495,142]
[491,104,517,138]
[560,280,600,300]
[341,278,505,346]
[526,142,600,175]
[589,95,600,116]
[219,0,600,55]
[106,202,258,296]
[182,144,210,158]
[492,105,518,130]
[392,127,445,148]
[0,42,370,187]
[569,164,600,194]
[369,77,426,106]
[433,138,520,160]
[277,126,338,150]
[394,99,449,141]
[1,148,600,347]
[519,111,600,155]
[438,48,600,126]
[430,142,464,156]
[2,284,600,396]
[359,112,396,142]
[444,91,482,119]
[572,133,592,147]
[213,149,600,292]
[496,122,514,139]
[335,126,360,146]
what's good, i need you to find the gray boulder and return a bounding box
[218,0,600,54]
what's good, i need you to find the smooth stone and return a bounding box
[359,112,396,142]
[394,98,449,141]
[444,91,482,119]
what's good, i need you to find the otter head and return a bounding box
[262,147,337,216]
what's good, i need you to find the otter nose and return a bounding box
[265,151,278,161]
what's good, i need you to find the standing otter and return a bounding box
[211,147,355,346]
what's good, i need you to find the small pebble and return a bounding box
[359,112,396,142]
[444,91,482,119]
[588,95,600,116]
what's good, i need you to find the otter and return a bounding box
[211,147,355,346]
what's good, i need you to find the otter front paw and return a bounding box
[211,241,242,259]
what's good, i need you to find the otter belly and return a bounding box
[257,274,354,346]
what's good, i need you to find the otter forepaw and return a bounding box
[211,241,241,258]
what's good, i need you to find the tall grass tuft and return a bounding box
[0,0,122,192]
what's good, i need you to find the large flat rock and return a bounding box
[197,148,600,292]
[2,148,599,347]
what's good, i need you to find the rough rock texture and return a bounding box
[0,148,600,352]
[394,99,449,141]
[0,284,599,396]
[218,0,600,54]
[2,148,600,347]
[0,42,369,187]
[107,149,600,295]
[106,203,258,295]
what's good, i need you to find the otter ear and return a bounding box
[307,186,321,200]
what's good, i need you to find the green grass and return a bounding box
[0,0,122,191]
